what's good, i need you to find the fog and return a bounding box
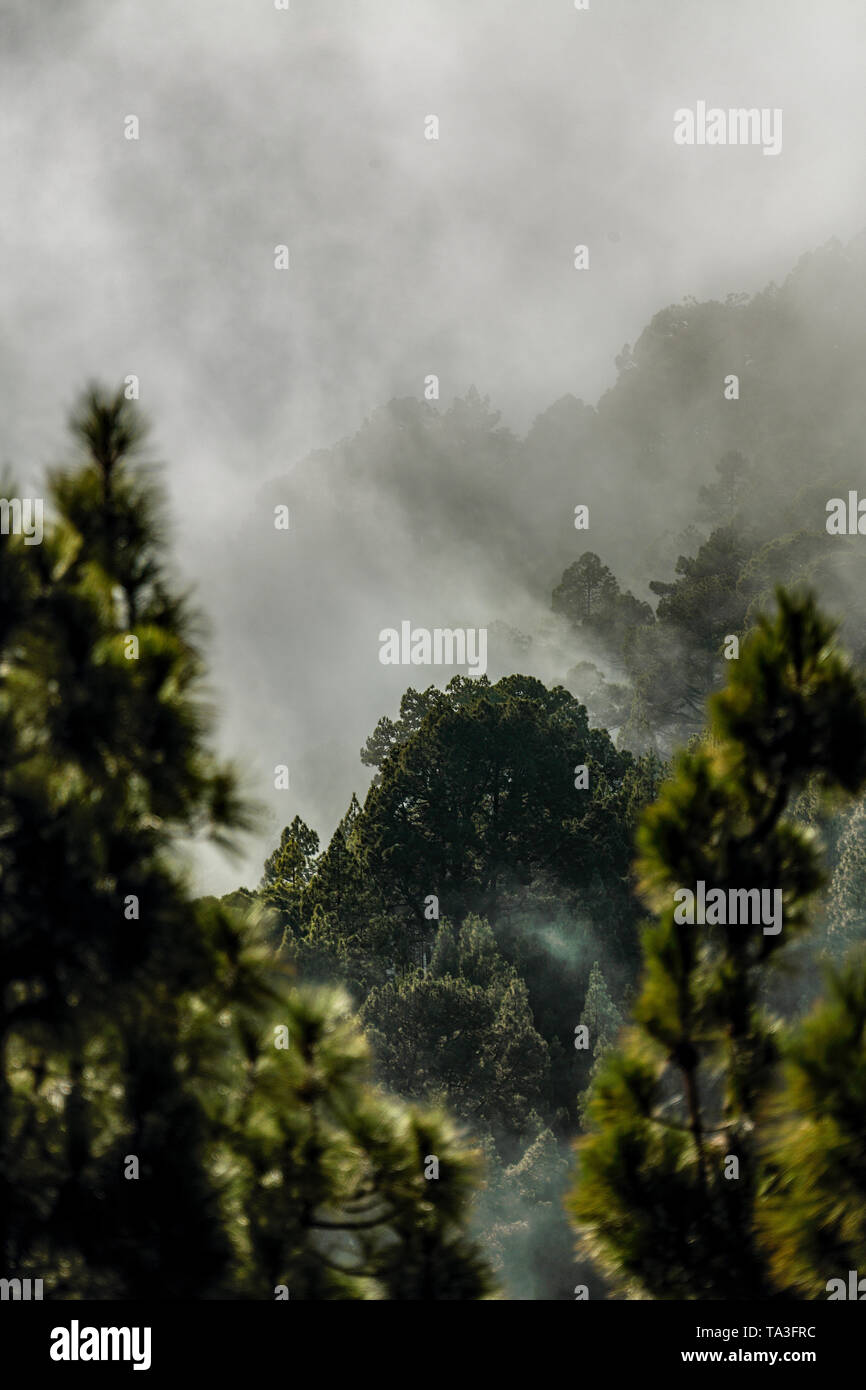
[3,0,866,891]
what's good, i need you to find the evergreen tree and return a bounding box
[357,674,643,967]
[576,962,623,1123]
[625,525,755,751]
[553,553,620,626]
[477,1127,576,1300]
[0,385,496,1300]
[579,961,623,1062]
[262,814,320,892]
[360,915,550,1136]
[757,951,866,1296]
[260,813,320,941]
[567,589,866,1298]
[552,552,653,663]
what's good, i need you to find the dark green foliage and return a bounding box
[0,386,495,1300]
[552,552,653,665]
[356,674,643,964]
[476,1128,579,1300]
[260,813,320,940]
[360,916,550,1138]
[757,953,866,1295]
[568,589,866,1299]
[618,526,756,753]
[576,962,624,1122]
[252,672,668,1295]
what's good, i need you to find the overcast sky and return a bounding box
[3,0,865,890]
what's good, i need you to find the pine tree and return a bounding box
[260,813,320,942]
[756,951,866,1296]
[567,589,866,1299]
[580,961,623,1063]
[576,962,623,1123]
[361,915,550,1135]
[1,384,252,1296]
[0,385,496,1300]
[262,814,320,893]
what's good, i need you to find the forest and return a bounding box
[4,238,866,1300]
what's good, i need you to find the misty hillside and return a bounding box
[264,232,866,587]
[208,234,866,860]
